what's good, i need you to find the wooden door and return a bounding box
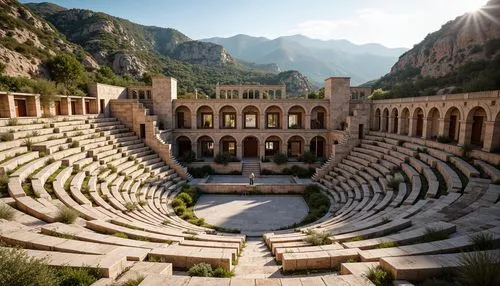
[54,101,61,115]
[243,137,258,157]
[70,101,76,115]
[14,99,27,117]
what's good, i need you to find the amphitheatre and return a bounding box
[0,75,499,286]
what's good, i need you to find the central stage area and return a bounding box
[193,194,309,235]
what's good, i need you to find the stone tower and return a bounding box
[324,77,351,130]
[152,77,177,129]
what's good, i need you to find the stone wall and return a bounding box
[88,83,127,117]
[110,99,190,179]
[325,77,351,130]
[197,183,306,194]
[260,162,321,173]
[187,162,242,174]
[152,77,177,129]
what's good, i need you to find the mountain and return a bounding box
[0,0,99,78]
[370,0,500,98]
[0,1,311,96]
[202,34,408,85]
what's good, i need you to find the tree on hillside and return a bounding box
[47,54,85,94]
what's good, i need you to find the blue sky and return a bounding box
[21,0,488,48]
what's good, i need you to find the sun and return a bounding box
[463,0,486,13]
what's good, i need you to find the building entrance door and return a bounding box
[243,137,258,157]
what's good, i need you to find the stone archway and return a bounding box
[413,108,424,137]
[176,136,192,158]
[391,108,399,134]
[467,106,487,148]
[374,108,381,131]
[444,107,461,142]
[427,107,440,139]
[382,108,389,132]
[310,136,326,158]
[401,108,410,135]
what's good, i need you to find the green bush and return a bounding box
[436,135,452,144]
[181,212,194,220]
[121,276,145,286]
[113,232,128,239]
[387,178,402,190]
[174,205,186,216]
[57,266,101,286]
[421,227,449,243]
[188,263,213,277]
[297,151,317,164]
[187,165,214,178]
[273,152,288,165]
[0,174,9,193]
[366,266,394,286]
[212,267,234,278]
[180,150,196,163]
[377,241,398,248]
[469,232,496,251]
[214,152,239,165]
[458,251,500,286]
[55,206,78,224]
[0,204,15,220]
[124,202,136,212]
[177,192,193,206]
[0,247,58,286]
[171,198,185,208]
[187,263,233,278]
[304,230,331,246]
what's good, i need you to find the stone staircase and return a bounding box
[242,159,261,177]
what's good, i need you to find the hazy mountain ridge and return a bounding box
[202,34,408,85]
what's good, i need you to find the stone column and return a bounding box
[482,121,496,152]
[236,143,242,159]
[191,141,197,158]
[259,142,265,159]
[305,114,311,129]
[422,117,432,139]
[282,113,288,130]
[458,120,471,146]
[388,116,395,133]
[408,118,416,137]
[381,116,387,132]
[214,113,219,130]
[397,117,404,135]
[259,113,265,130]
[438,119,448,138]
[191,114,197,130]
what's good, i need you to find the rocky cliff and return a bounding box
[371,0,500,98]
[0,0,98,77]
[391,0,500,78]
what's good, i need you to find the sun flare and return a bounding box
[463,0,486,13]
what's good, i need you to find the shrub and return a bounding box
[7,118,18,126]
[188,263,213,277]
[304,230,331,246]
[387,178,402,190]
[0,247,58,286]
[55,206,78,224]
[138,200,146,207]
[436,135,452,144]
[174,205,186,216]
[177,192,193,206]
[122,276,145,286]
[171,198,185,208]
[458,251,500,286]
[366,266,394,286]
[180,150,196,163]
[124,202,136,212]
[377,241,398,248]
[421,227,449,243]
[69,141,80,148]
[187,165,214,178]
[214,152,238,165]
[57,266,101,286]
[469,232,496,251]
[298,151,317,164]
[0,204,15,220]
[113,232,128,239]
[181,212,194,220]
[273,152,288,165]
[212,267,234,278]
[23,137,33,151]
[0,174,9,193]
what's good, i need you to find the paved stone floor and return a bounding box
[205,175,295,184]
[193,194,309,234]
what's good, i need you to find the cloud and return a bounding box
[288,8,418,47]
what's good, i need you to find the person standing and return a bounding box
[249,172,255,185]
